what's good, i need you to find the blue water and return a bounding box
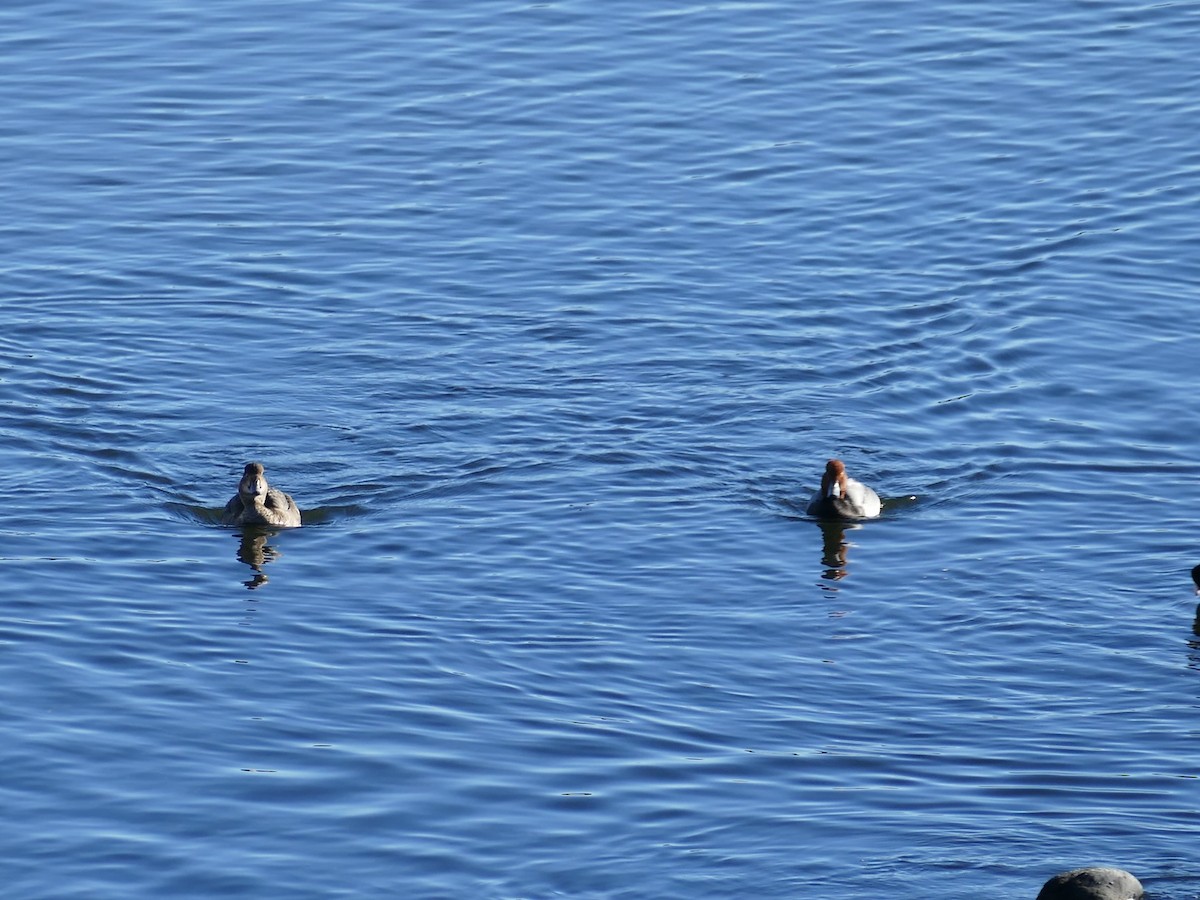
[3,1,1200,897]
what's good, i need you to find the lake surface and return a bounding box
[3,1,1200,897]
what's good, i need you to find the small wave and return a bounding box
[164,502,367,527]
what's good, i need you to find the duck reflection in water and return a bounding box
[816,521,857,581]
[233,524,282,590]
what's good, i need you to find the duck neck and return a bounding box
[242,490,268,511]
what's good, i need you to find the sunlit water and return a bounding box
[3,1,1200,897]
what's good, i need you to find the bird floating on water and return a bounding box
[220,461,302,528]
[806,458,881,520]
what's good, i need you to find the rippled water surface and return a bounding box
[4,1,1200,897]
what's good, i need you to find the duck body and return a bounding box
[221,461,302,528]
[806,458,881,520]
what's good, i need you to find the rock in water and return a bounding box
[1036,867,1143,900]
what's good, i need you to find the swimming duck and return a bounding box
[806,458,881,519]
[1036,867,1143,900]
[220,462,302,528]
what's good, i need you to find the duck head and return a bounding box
[238,461,269,503]
[821,459,849,499]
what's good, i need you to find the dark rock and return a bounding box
[1036,867,1143,900]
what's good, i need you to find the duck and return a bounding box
[1192,564,1200,593]
[806,458,881,519]
[220,462,302,528]
[1036,867,1143,900]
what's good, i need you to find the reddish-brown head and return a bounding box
[823,459,848,497]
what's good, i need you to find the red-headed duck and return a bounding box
[806,458,881,520]
[220,462,302,528]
